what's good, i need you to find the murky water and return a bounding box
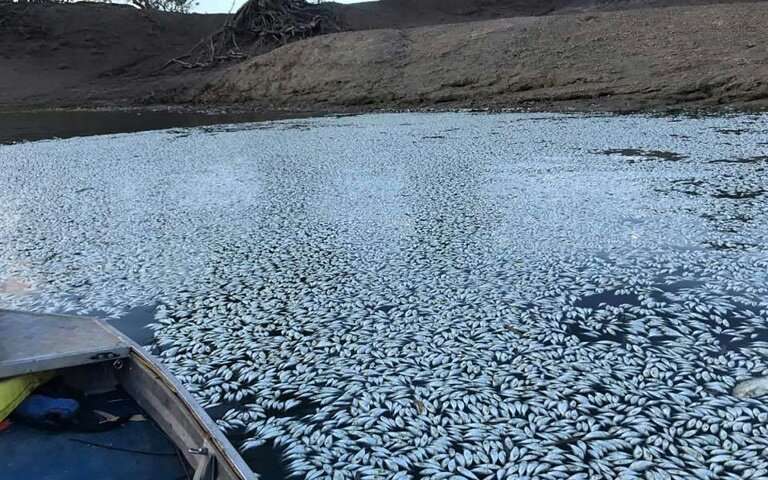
[0,109,312,145]
[1,112,767,479]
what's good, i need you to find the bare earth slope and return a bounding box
[336,0,765,29]
[0,2,226,109]
[1,0,767,112]
[199,2,768,112]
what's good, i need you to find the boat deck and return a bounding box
[0,310,129,379]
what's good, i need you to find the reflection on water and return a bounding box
[1,112,768,478]
[0,109,310,144]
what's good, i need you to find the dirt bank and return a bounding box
[336,0,767,30]
[199,2,768,112]
[1,1,767,112]
[0,2,231,109]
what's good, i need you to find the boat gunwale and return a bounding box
[0,309,255,480]
[102,320,256,480]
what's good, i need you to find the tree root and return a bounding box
[161,0,339,71]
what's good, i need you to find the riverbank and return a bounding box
[1,1,767,113]
[196,2,768,113]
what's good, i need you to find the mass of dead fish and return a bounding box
[1,112,767,479]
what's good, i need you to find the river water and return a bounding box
[0,109,311,145]
[0,112,767,479]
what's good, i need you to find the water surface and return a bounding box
[1,112,767,479]
[0,109,310,144]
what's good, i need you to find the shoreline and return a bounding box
[1,103,764,145]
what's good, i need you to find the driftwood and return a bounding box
[163,0,339,70]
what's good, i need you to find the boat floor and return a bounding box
[1,389,189,480]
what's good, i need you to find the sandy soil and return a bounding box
[1,0,767,113]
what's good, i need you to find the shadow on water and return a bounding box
[0,109,312,144]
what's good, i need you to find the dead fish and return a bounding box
[733,377,768,399]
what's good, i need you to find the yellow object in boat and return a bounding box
[0,371,55,422]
